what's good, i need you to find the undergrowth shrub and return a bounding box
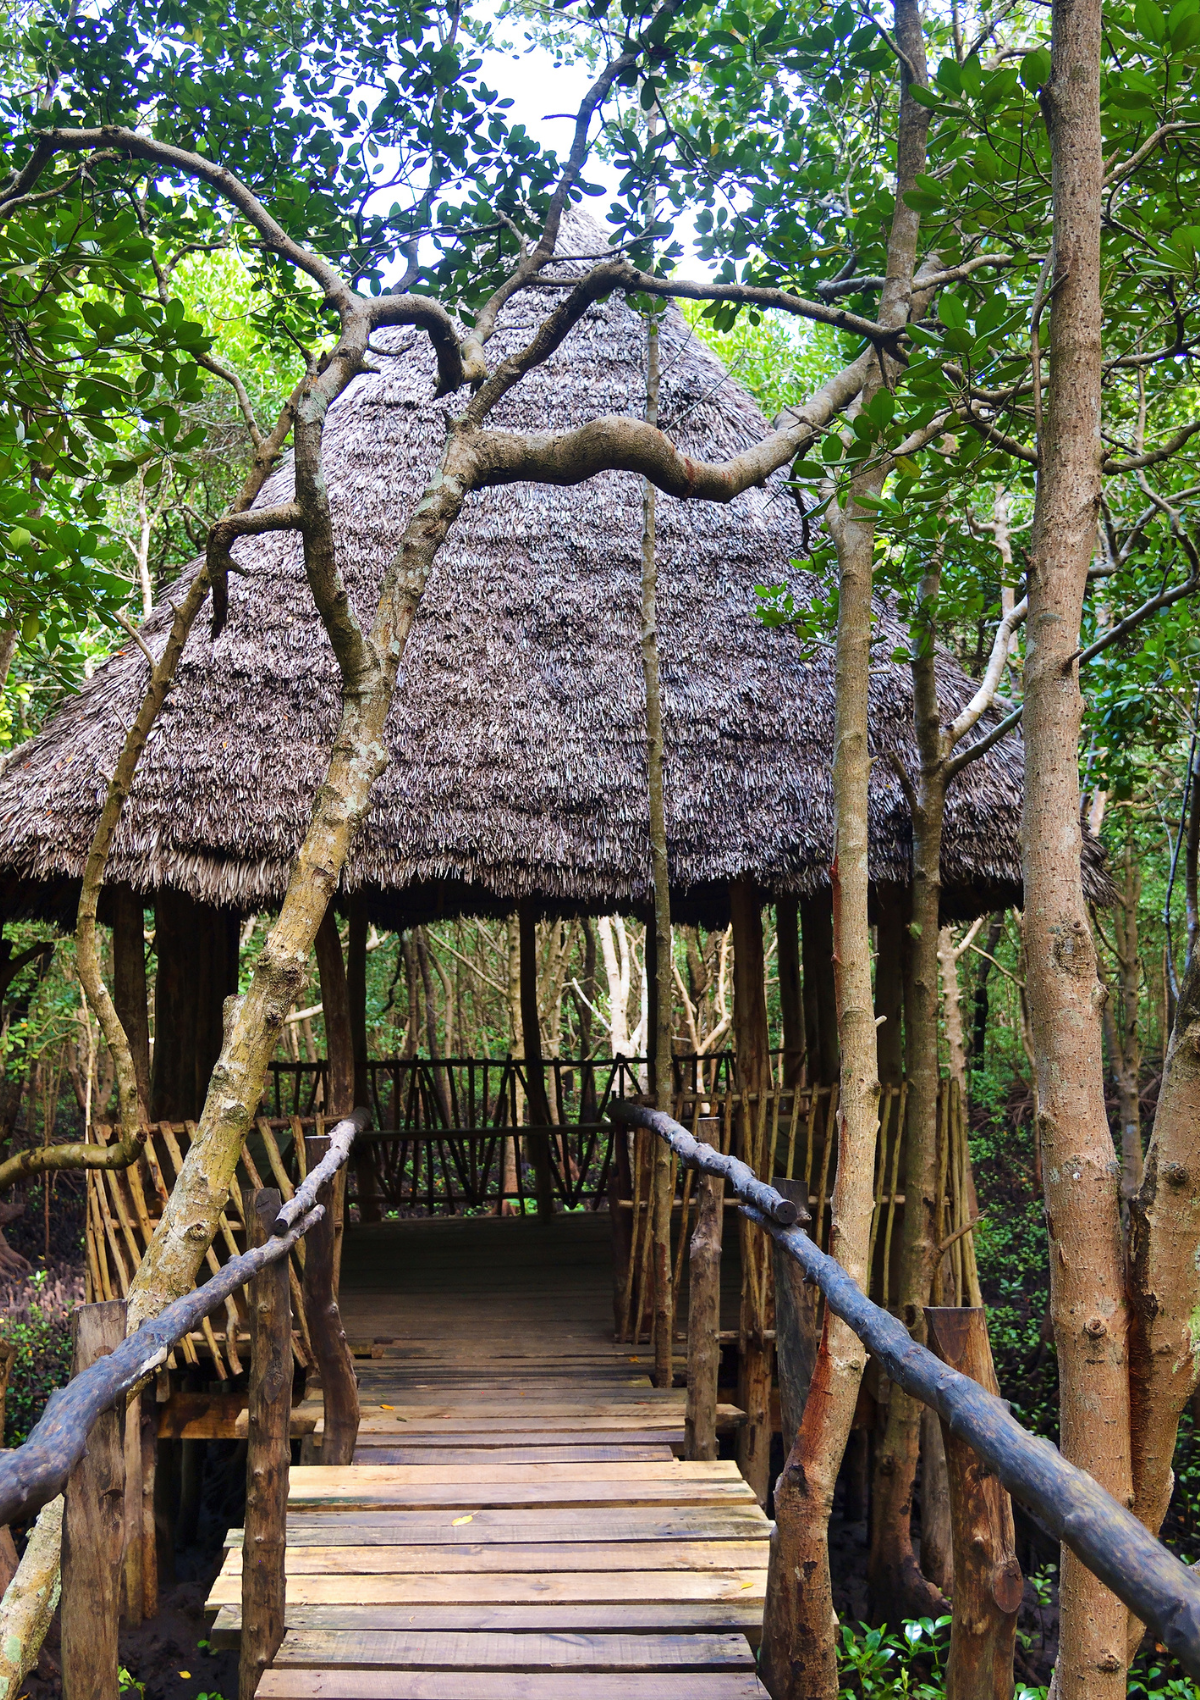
[0,1266,80,1444]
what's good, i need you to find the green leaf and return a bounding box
[939,292,969,331]
[903,190,945,214]
[894,454,921,477]
[1135,0,1168,41]
[1021,46,1051,89]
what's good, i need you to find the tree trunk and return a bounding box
[939,927,968,1100]
[1102,845,1142,1210]
[920,1403,954,1596]
[970,917,1004,1064]
[685,1171,724,1461]
[314,906,353,1119]
[518,900,555,1217]
[111,888,150,1120]
[801,896,839,1086]
[777,897,806,1089]
[1128,943,1200,1550]
[346,898,380,1222]
[870,551,949,1627]
[761,2,930,1685]
[1024,0,1131,1683]
[874,887,906,1088]
[926,1307,1022,1698]
[730,877,773,1501]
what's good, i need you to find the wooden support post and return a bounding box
[517,899,555,1218]
[875,885,907,1089]
[241,1188,291,1700]
[730,879,773,1502]
[347,898,381,1223]
[303,1134,360,1464]
[776,896,805,1089]
[121,1390,144,1625]
[800,895,839,1086]
[112,887,150,1119]
[151,893,239,1120]
[315,907,354,1119]
[61,1299,126,1700]
[772,1177,818,1446]
[685,1171,724,1461]
[925,1307,1023,1699]
[140,1395,158,1618]
[608,1127,634,1336]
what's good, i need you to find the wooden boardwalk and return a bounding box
[208,1214,770,1697]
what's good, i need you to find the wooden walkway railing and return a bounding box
[611,1099,1200,1683]
[0,1113,367,1700]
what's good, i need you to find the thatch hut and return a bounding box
[0,213,1105,1113]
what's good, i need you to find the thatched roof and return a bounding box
[0,213,1108,928]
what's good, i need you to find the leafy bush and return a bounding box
[0,1267,79,1445]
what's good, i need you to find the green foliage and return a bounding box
[0,1270,75,1446]
[837,1616,950,1697]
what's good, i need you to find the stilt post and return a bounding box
[772,1176,817,1446]
[61,1300,126,1700]
[303,1135,360,1464]
[926,1307,1023,1699]
[240,1188,291,1700]
[684,1171,724,1460]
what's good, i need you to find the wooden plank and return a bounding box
[270,1631,756,1672]
[257,1672,767,1699]
[210,1601,767,1645]
[219,1540,770,1575]
[288,1463,743,1486]
[226,1508,771,1547]
[350,1433,687,1452]
[208,1569,768,1608]
[351,1447,677,1466]
[285,1482,759,1512]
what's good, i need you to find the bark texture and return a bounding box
[1024,0,1130,1685]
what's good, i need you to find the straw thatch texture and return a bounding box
[0,213,1107,927]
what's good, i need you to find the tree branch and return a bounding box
[948,594,1029,745]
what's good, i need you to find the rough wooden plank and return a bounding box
[270,1630,756,1671]
[225,1508,771,1547]
[350,1434,686,1452]
[219,1540,770,1575]
[257,1672,767,1699]
[208,1601,767,1647]
[352,1447,678,1466]
[289,1463,742,1487]
[285,1482,759,1512]
[207,1568,769,1608]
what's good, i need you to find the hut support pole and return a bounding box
[730,877,773,1503]
[685,1171,724,1460]
[926,1308,1022,1698]
[112,889,150,1119]
[874,885,906,1089]
[315,906,354,1119]
[61,1301,126,1700]
[517,900,556,1218]
[347,898,381,1222]
[800,895,839,1086]
[240,1188,291,1700]
[303,1134,360,1464]
[777,897,805,1090]
[773,1177,818,1446]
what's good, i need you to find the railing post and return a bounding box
[303,1134,360,1464]
[241,1188,291,1700]
[61,1299,126,1700]
[925,1307,1023,1699]
[684,1171,724,1461]
[772,1176,818,1445]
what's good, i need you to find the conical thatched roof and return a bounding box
[0,214,1107,928]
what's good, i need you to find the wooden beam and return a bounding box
[684,1174,724,1462]
[241,1189,291,1700]
[517,900,555,1218]
[874,886,907,1090]
[775,897,805,1090]
[925,1307,1022,1699]
[61,1300,126,1700]
[304,1134,361,1465]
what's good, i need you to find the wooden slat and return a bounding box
[291,1464,742,1487]
[350,1432,687,1451]
[351,1447,677,1466]
[218,1540,769,1575]
[258,1672,767,1699]
[210,1601,767,1645]
[208,1570,768,1608]
[270,1631,756,1671]
[286,1482,758,1512]
[226,1508,770,1548]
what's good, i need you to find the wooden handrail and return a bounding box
[615,1098,1200,1680]
[0,1115,364,1531]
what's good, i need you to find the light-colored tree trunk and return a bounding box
[939,927,968,1099]
[1024,0,1131,1685]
